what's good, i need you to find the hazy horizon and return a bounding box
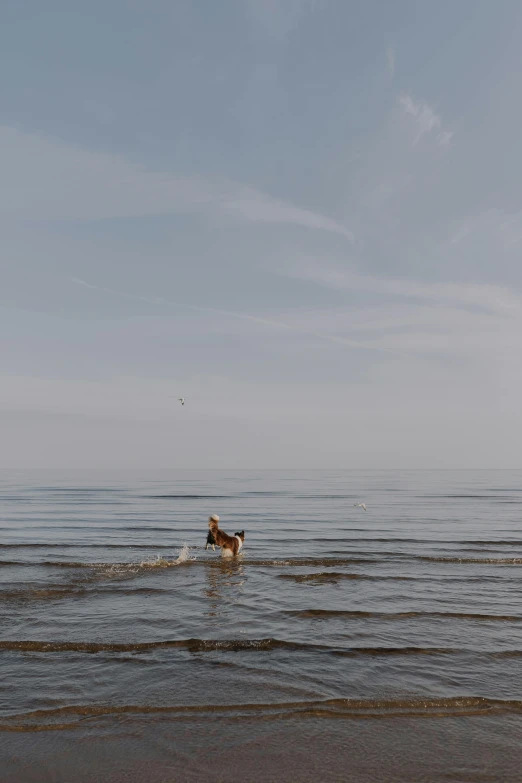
[2,1,522,469]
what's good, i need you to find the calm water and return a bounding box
[1,469,522,782]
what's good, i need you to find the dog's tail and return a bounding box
[208,514,220,535]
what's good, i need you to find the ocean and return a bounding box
[1,469,521,782]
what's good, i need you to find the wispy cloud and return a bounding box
[69,277,386,352]
[436,130,454,147]
[450,224,471,245]
[0,126,352,240]
[273,259,522,365]
[281,260,520,314]
[399,92,453,146]
[220,186,353,239]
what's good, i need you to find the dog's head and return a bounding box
[234,530,245,542]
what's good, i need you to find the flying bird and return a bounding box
[354,503,367,511]
[178,398,185,406]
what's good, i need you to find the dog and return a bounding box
[206,515,244,556]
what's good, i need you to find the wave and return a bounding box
[0,560,101,568]
[287,609,522,622]
[340,538,522,546]
[421,494,521,499]
[4,553,522,571]
[245,557,378,567]
[0,543,177,549]
[3,695,521,732]
[0,561,31,567]
[0,548,195,601]
[0,638,470,657]
[148,494,237,499]
[25,487,124,493]
[417,556,522,564]
[455,540,522,546]
[2,538,522,551]
[145,492,360,499]
[0,556,381,569]
[279,571,521,585]
[278,572,413,583]
[0,638,323,654]
[0,557,195,571]
[0,585,179,602]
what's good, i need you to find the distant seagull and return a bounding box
[354,503,367,512]
[178,398,185,406]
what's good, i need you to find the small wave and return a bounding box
[3,695,520,732]
[421,494,522,499]
[0,556,377,569]
[418,556,522,564]
[1,538,522,551]
[148,494,236,499]
[0,586,89,602]
[278,572,413,584]
[0,561,28,567]
[287,609,522,622]
[0,638,466,658]
[0,543,175,549]
[17,561,98,569]
[0,638,321,654]
[456,539,522,546]
[0,547,196,602]
[0,555,196,572]
[0,585,174,602]
[247,557,377,567]
[491,650,522,658]
[332,646,457,657]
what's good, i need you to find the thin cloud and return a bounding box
[273,263,522,362]
[399,92,453,147]
[69,277,389,353]
[436,130,454,147]
[450,224,471,245]
[220,186,353,240]
[278,261,520,314]
[0,125,352,240]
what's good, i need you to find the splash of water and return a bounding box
[174,544,193,565]
[139,544,194,569]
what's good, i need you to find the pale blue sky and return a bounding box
[2,0,522,468]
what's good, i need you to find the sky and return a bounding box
[2,0,522,469]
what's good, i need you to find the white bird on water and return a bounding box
[178,398,185,406]
[354,503,367,511]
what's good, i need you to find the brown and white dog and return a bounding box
[206,515,244,556]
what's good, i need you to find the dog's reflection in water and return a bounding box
[204,557,245,619]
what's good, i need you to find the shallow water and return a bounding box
[1,469,522,781]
